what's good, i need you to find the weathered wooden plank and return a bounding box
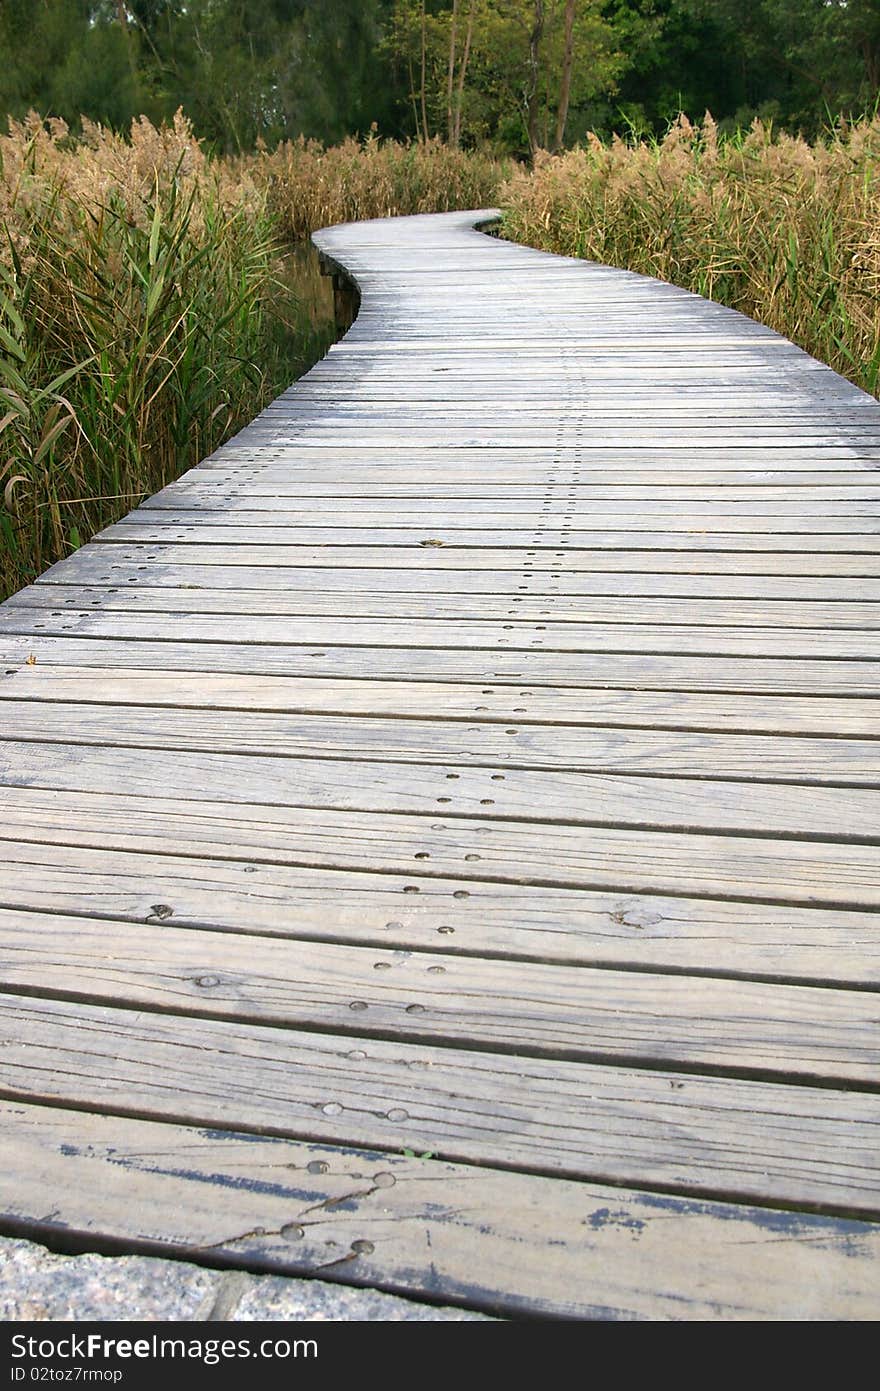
[5,665,878,736]
[269,386,867,400]
[0,698,877,784]
[5,633,879,694]
[1,994,878,1215]
[268,406,873,422]
[6,1103,877,1319]
[150,481,880,499]
[15,584,880,631]
[1,909,877,1082]
[39,541,880,576]
[261,433,880,452]
[4,740,879,840]
[1,785,879,909]
[3,851,879,985]
[6,609,880,659]
[169,457,880,477]
[312,350,847,366]
[97,519,880,549]
[35,554,880,601]
[128,500,880,520]
[263,414,877,430]
[263,402,874,419]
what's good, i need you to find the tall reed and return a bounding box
[254,132,505,241]
[0,112,316,600]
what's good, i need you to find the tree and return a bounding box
[387,0,621,152]
[554,0,576,149]
[761,0,880,120]
[608,1,880,138]
[4,0,873,151]
[445,0,480,145]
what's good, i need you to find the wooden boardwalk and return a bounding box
[1,209,879,1319]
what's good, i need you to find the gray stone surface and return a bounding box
[0,1239,221,1321]
[227,1270,488,1321]
[0,1238,491,1321]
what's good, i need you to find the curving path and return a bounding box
[0,211,879,1318]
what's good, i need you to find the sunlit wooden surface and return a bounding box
[1,210,878,1319]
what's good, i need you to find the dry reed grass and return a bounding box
[0,111,310,600]
[253,132,505,241]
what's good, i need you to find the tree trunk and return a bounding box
[860,35,880,93]
[447,0,460,145]
[553,0,576,152]
[116,0,138,80]
[407,53,422,141]
[453,0,477,146]
[420,0,429,142]
[526,0,545,158]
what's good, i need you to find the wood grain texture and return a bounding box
[1,861,879,985]
[0,698,877,784]
[32,556,880,601]
[1,993,879,1216]
[37,540,880,576]
[10,605,880,658]
[13,581,880,629]
[4,1102,878,1320]
[3,736,880,838]
[0,909,877,1082]
[1,207,879,1317]
[6,635,880,696]
[92,521,880,550]
[5,664,879,735]
[1,783,880,909]
[100,511,880,536]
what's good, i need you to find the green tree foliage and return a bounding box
[0,0,139,128]
[610,1,880,137]
[386,0,621,152]
[123,0,394,150]
[750,0,880,122]
[0,0,877,149]
[0,1,393,149]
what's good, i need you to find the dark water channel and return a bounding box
[279,240,342,380]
